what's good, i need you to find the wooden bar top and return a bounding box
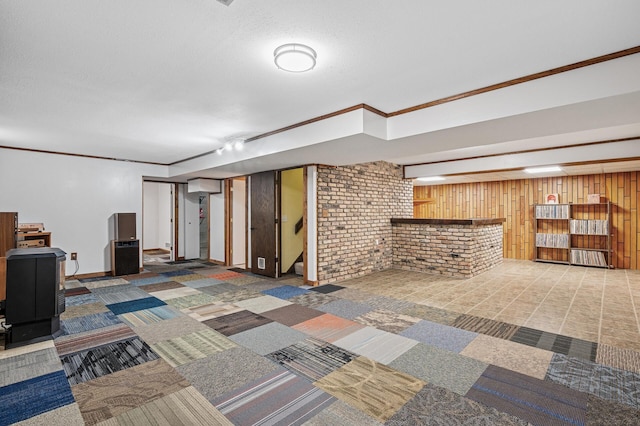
[391,218,506,226]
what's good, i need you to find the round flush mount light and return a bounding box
[274,43,317,72]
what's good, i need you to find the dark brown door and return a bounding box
[250,171,277,277]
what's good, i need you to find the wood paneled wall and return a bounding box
[413,172,640,269]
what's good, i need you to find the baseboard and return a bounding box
[304,279,319,286]
[208,259,225,265]
[67,270,110,280]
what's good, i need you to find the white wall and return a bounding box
[0,148,167,275]
[232,179,246,265]
[209,191,225,262]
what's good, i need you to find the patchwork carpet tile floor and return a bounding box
[1,260,640,425]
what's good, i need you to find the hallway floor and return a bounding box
[0,259,638,425]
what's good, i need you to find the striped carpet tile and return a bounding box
[97,386,232,426]
[60,311,122,335]
[452,314,520,340]
[118,305,180,327]
[61,337,159,385]
[0,348,63,388]
[151,329,236,367]
[511,327,597,361]
[213,369,335,425]
[266,338,357,381]
[55,323,136,357]
[165,293,218,310]
[0,370,75,425]
[466,364,587,426]
[596,344,640,374]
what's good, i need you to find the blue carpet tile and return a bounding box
[160,269,196,277]
[65,293,99,307]
[128,275,174,286]
[106,296,167,315]
[60,311,122,335]
[466,364,588,426]
[400,319,478,353]
[0,370,75,425]
[61,337,159,385]
[262,285,311,300]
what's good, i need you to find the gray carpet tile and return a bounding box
[175,346,282,400]
[546,353,640,409]
[288,292,339,308]
[363,296,414,313]
[12,403,84,426]
[330,288,376,302]
[388,343,488,396]
[354,309,420,334]
[586,394,640,425]
[0,348,63,387]
[317,299,375,320]
[132,315,209,344]
[399,303,460,325]
[197,283,239,296]
[228,322,308,355]
[386,383,528,426]
[303,399,382,426]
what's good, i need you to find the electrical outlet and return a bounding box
[71,252,77,260]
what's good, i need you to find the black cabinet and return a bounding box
[5,247,66,348]
[111,239,140,276]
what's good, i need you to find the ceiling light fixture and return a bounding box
[416,176,446,182]
[224,141,233,151]
[524,166,562,174]
[274,43,317,73]
[216,148,223,155]
[234,140,244,151]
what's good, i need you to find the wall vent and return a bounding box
[257,257,266,270]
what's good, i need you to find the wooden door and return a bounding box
[250,171,277,277]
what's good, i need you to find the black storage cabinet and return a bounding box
[111,239,140,276]
[5,247,66,348]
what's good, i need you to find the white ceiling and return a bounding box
[2,1,640,183]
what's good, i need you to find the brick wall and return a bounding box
[316,161,413,284]
[392,223,504,278]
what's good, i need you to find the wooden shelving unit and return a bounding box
[533,202,612,268]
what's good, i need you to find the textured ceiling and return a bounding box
[1,1,640,181]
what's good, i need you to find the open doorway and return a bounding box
[142,181,174,264]
[199,193,209,260]
[280,168,304,276]
[231,178,246,268]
